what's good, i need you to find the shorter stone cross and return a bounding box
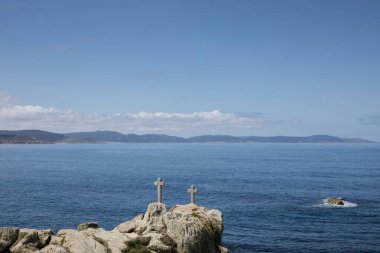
[187,185,198,204]
[154,178,165,203]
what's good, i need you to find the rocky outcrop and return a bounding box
[38,245,68,253]
[0,227,19,252]
[10,228,52,253]
[327,197,345,205]
[164,204,225,253]
[0,203,228,253]
[57,229,107,253]
[77,222,100,232]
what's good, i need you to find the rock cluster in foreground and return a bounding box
[0,203,229,253]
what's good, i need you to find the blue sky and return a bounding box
[0,0,379,140]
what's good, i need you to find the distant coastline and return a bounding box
[0,130,375,144]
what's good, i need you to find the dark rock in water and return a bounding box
[327,197,345,205]
[77,222,100,231]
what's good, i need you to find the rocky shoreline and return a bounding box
[0,203,229,253]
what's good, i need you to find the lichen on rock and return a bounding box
[0,227,19,253]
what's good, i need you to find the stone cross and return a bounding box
[187,185,198,204]
[154,178,165,203]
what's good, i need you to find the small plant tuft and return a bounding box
[60,235,66,246]
[122,236,151,253]
[191,213,202,219]
[160,234,177,251]
[137,226,147,235]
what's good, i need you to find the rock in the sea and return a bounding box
[142,202,167,234]
[10,230,40,253]
[145,233,176,253]
[163,204,225,253]
[37,245,68,253]
[93,230,130,253]
[77,222,100,231]
[113,214,144,233]
[327,197,345,205]
[2,203,229,253]
[10,228,52,253]
[0,227,19,253]
[57,229,107,253]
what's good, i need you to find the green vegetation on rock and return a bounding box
[122,236,151,253]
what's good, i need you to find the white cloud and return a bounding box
[0,92,266,135]
[0,92,17,107]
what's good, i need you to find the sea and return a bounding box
[0,143,379,252]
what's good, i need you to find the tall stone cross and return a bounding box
[154,178,165,203]
[187,185,198,204]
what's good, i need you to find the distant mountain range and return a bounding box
[0,130,375,144]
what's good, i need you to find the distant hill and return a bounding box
[65,131,186,143]
[0,130,375,144]
[187,135,241,143]
[0,134,41,144]
[66,131,130,142]
[129,134,186,143]
[187,134,374,143]
[240,135,349,143]
[0,130,66,143]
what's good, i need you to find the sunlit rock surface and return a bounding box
[0,203,228,253]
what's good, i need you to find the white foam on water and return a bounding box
[313,198,358,208]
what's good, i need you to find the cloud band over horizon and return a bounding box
[0,92,265,135]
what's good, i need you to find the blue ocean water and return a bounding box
[0,143,380,252]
